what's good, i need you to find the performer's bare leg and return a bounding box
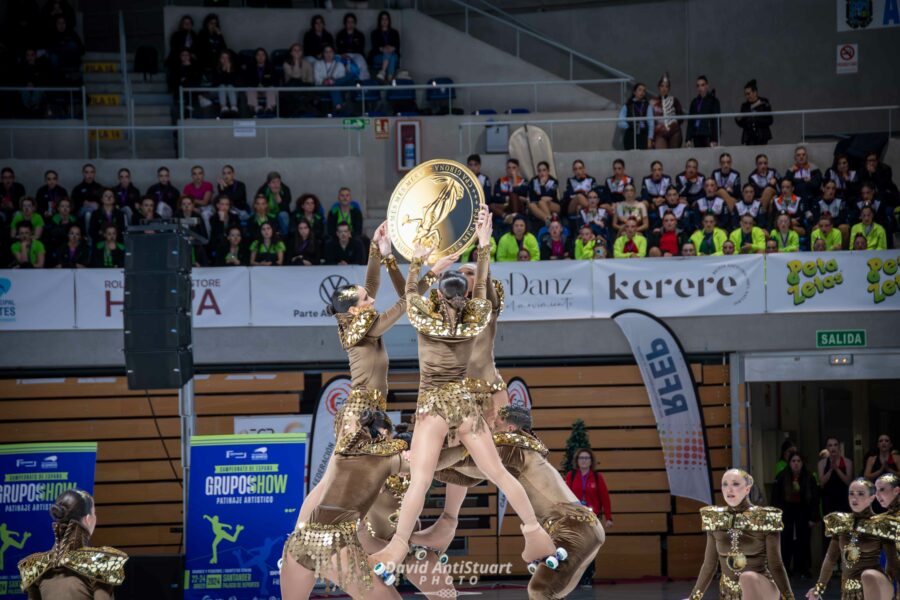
[280,550,317,600]
[861,569,894,600]
[361,530,457,599]
[410,484,464,551]
[739,571,780,600]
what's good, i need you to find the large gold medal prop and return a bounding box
[387,159,484,263]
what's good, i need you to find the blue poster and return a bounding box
[185,434,306,600]
[0,442,98,597]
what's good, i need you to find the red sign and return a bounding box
[374,118,390,140]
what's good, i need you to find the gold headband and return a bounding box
[338,287,358,301]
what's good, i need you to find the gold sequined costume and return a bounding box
[406,246,492,435]
[284,430,407,592]
[332,244,439,437]
[18,522,127,600]
[437,431,606,600]
[811,509,900,599]
[464,278,506,414]
[688,500,793,600]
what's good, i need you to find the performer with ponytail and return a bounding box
[407,258,508,560]
[296,223,458,528]
[874,473,900,516]
[686,469,793,600]
[18,490,127,599]
[369,206,560,577]
[807,477,900,600]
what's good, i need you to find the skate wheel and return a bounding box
[438,553,449,565]
[384,573,396,586]
[527,561,538,575]
[545,555,559,569]
[373,562,386,576]
[415,547,427,560]
[556,547,568,561]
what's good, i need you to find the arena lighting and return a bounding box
[829,354,854,365]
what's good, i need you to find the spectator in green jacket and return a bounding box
[850,205,887,250]
[810,215,842,251]
[496,215,539,261]
[689,213,727,255]
[613,216,647,258]
[769,212,800,252]
[729,213,767,254]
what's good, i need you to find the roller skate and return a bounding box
[409,514,456,564]
[370,536,408,584]
[521,523,565,574]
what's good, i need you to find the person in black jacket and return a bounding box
[88,189,126,244]
[196,13,227,72]
[861,151,899,207]
[170,48,201,107]
[323,222,364,265]
[685,75,721,148]
[772,452,819,577]
[146,166,180,219]
[302,14,333,61]
[216,226,249,266]
[71,163,103,217]
[46,16,84,83]
[242,48,276,117]
[735,79,772,146]
[538,220,573,260]
[287,217,322,266]
[212,50,239,117]
[336,12,366,56]
[52,224,91,268]
[370,11,400,81]
[166,15,196,70]
[206,194,241,263]
[217,165,247,215]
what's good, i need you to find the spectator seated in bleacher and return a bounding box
[539,218,572,260]
[527,161,561,229]
[497,215,538,262]
[10,197,44,240]
[288,217,322,266]
[850,205,887,251]
[693,177,731,231]
[575,224,605,259]
[46,15,84,84]
[91,223,124,268]
[517,248,532,261]
[242,48,277,117]
[460,236,496,262]
[729,213,767,255]
[216,226,249,266]
[466,154,492,205]
[854,182,890,230]
[132,196,161,227]
[88,189,125,245]
[770,178,806,237]
[769,213,800,253]
[212,50,240,117]
[291,193,325,240]
[811,215,843,252]
[145,167,179,220]
[281,43,315,117]
[166,15,196,73]
[748,153,780,212]
[733,183,765,231]
[303,14,334,63]
[370,11,400,82]
[324,221,364,265]
[810,180,849,247]
[689,213,727,256]
[52,223,90,268]
[182,165,214,223]
[1,168,27,222]
[676,158,705,205]
[35,170,68,216]
[336,13,370,82]
[563,159,600,218]
[649,186,692,235]
[681,241,697,256]
[765,238,779,253]
[44,197,80,256]
[10,221,46,268]
[825,154,860,203]
[613,216,647,259]
[861,151,899,208]
[314,44,351,113]
[246,194,277,244]
[112,168,140,219]
[721,239,736,255]
[613,183,648,235]
[15,48,51,118]
[249,221,285,266]
[491,158,528,232]
[72,164,103,219]
[648,211,688,258]
[603,158,633,206]
[207,195,241,262]
[712,152,741,210]
[326,187,364,240]
[255,171,292,236]
[196,13,227,73]
[573,189,611,248]
[783,146,822,205]
[170,48,201,107]
[641,160,672,212]
[216,165,248,218]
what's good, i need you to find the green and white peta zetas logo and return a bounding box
[866,255,900,304]
[786,257,843,305]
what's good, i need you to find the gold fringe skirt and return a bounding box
[333,387,386,438]
[417,380,484,437]
[840,577,864,600]
[718,574,742,600]
[464,377,507,414]
[284,520,371,592]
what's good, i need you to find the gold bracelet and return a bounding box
[811,582,826,597]
[688,590,704,600]
[382,254,397,269]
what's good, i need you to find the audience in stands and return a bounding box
[467,155,492,205]
[770,213,800,253]
[167,15,196,71]
[336,13,369,80]
[491,158,528,230]
[1,168,27,221]
[88,189,125,244]
[564,159,599,217]
[603,158,633,206]
[648,211,687,257]
[497,215,538,262]
[370,11,400,82]
[52,224,90,268]
[729,213,767,254]
[10,221,45,268]
[619,82,653,151]
[216,165,248,216]
[539,219,572,260]
[686,75,721,148]
[256,171,292,234]
[825,154,860,202]
[292,193,325,240]
[303,15,334,63]
[11,197,44,240]
[527,161,561,229]
[91,223,124,268]
[784,146,822,204]
[34,170,67,216]
[324,221,364,265]
[146,167,180,219]
[690,213,727,256]
[46,15,84,84]
[196,14,227,72]
[735,79,773,146]
[288,217,322,266]
[314,44,348,112]
[613,183,648,234]
[217,226,249,266]
[613,216,647,258]
[243,48,277,117]
[249,222,285,266]
[641,160,672,210]
[650,73,682,149]
[72,164,103,218]
[212,50,240,117]
[327,187,364,239]
[112,168,140,217]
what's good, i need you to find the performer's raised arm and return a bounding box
[472,205,491,300]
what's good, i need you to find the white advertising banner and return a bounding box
[593,255,765,317]
[766,250,900,313]
[613,310,712,504]
[74,267,251,329]
[837,0,900,31]
[497,377,534,534]
[249,265,367,326]
[491,260,593,321]
[0,269,75,330]
[308,376,353,493]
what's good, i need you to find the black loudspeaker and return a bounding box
[118,554,183,600]
[126,348,193,390]
[125,233,191,271]
[124,229,194,390]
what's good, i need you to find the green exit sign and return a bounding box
[816,329,866,348]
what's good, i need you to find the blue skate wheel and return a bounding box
[556,547,568,561]
[384,573,396,586]
[438,553,449,565]
[545,555,559,569]
[373,562,386,576]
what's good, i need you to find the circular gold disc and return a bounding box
[387,159,484,263]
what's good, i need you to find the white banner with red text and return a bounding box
[765,250,900,313]
[72,267,251,329]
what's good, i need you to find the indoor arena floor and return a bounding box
[311,576,841,598]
